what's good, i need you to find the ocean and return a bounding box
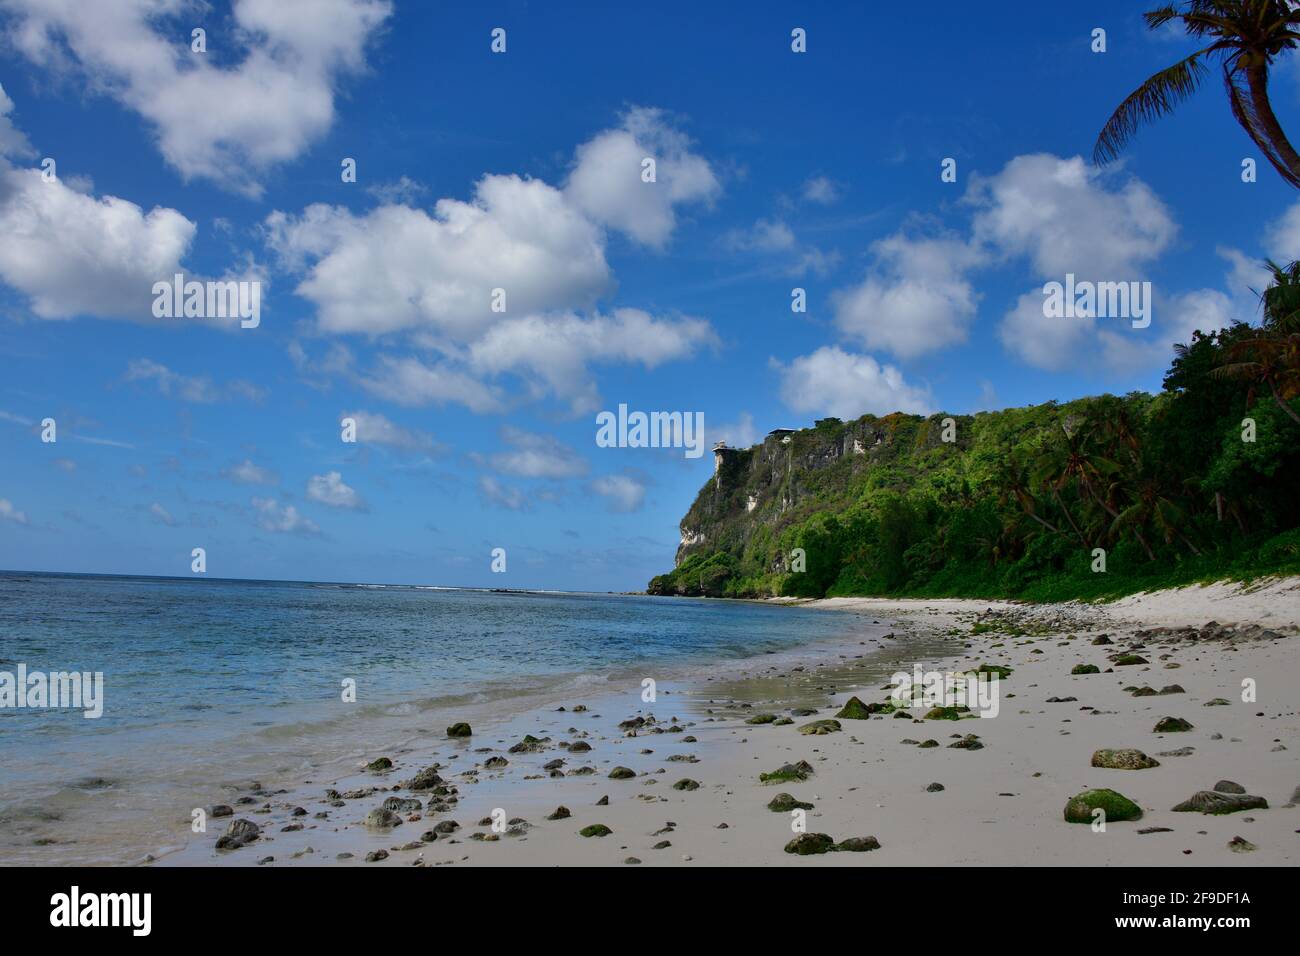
[0,571,882,864]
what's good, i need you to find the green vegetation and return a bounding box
[650,269,1300,602]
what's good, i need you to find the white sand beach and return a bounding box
[161,577,1300,867]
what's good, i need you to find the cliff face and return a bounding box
[657,413,961,594]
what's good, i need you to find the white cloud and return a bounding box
[0,497,28,524]
[468,308,717,414]
[1000,286,1234,375]
[723,218,796,252]
[1,0,392,196]
[0,162,195,322]
[0,82,34,159]
[268,111,719,415]
[341,410,437,452]
[707,411,760,449]
[591,472,647,513]
[478,475,527,511]
[775,346,934,418]
[802,175,840,205]
[485,427,588,479]
[252,496,320,534]
[564,106,720,248]
[266,174,612,337]
[833,234,985,358]
[124,359,264,403]
[223,459,278,486]
[306,471,365,510]
[149,502,176,526]
[970,154,1176,280]
[358,356,506,413]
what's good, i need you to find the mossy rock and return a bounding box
[948,734,984,750]
[1064,789,1143,823]
[446,722,472,738]
[365,757,393,772]
[923,706,967,720]
[976,664,1013,679]
[608,766,636,779]
[578,824,612,837]
[773,716,794,725]
[760,760,814,783]
[1090,748,1160,770]
[546,806,571,820]
[766,792,814,812]
[1071,664,1100,675]
[798,719,842,736]
[834,836,880,852]
[1129,685,1157,696]
[1153,716,1193,733]
[783,832,834,855]
[1113,655,1148,666]
[672,778,700,791]
[834,696,873,720]
[917,739,940,748]
[745,713,778,725]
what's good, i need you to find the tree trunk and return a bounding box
[1244,61,1300,189]
[1268,377,1300,425]
[1215,491,1224,523]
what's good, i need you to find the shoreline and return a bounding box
[156,576,1298,867]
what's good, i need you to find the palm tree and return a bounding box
[1094,2,1300,189]
[1213,258,1300,423]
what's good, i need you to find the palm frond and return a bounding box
[1094,51,1213,164]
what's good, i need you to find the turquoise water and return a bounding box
[0,571,871,863]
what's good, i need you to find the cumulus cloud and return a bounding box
[268,110,720,415]
[252,496,320,534]
[802,175,840,205]
[774,346,934,418]
[483,426,588,479]
[357,356,506,413]
[222,459,278,486]
[970,154,1176,280]
[0,82,34,159]
[265,174,612,337]
[0,161,195,322]
[833,234,985,358]
[590,472,647,513]
[0,0,392,196]
[341,410,437,453]
[468,308,717,414]
[564,106,720,248]
[0,497,28,524]
[306,471,365,510]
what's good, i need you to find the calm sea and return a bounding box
[0,571,876,864]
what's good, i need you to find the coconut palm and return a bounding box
[1212,258,1300,423]
[1094,1,1300,189]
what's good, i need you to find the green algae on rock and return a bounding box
[1064,789,1142,823]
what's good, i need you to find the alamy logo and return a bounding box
[50,886,151,936]
[0,664,103,718]
[152,274,261,328]
[890,664,1000,718]
[596,404,705,459]
[1042,273,1151,329]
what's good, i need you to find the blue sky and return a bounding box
[0,0,1296,590]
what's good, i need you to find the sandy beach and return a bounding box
[161,577,1300,867]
